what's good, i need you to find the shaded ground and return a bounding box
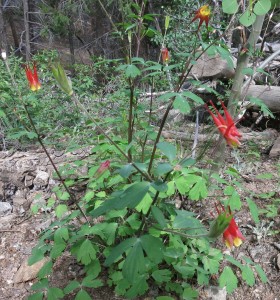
[0,145,279,300]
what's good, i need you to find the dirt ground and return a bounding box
[0,144,279,300]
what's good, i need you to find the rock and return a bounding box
[13,257,49,283]
[33,171,49,187]
[269,136,280,157]
[13,197,30,214]
[0,202,12,216]
[204,286,227,300]
[191,52,236,79]
[24,174,34,187]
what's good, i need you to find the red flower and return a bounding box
[95,160,110,178]
[161,48,170,64]
[205,100,242,147]
[213,204,245,249]
[223,218,246,249]
[191,5,211,30]
[24,62,41,91]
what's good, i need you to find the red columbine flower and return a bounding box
[24,62,41,91]
[161,48,170,64]
[223,217,246,249]
[205,100,242,147]
[191,5,211,30]
[211,204,245,249]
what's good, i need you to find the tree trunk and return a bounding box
[23,0,31,61]
[28,0,36,52]
[7,12,19,50]
[0,2,8,53]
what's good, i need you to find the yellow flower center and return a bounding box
[200,5,211,17]
[233,237,243,247]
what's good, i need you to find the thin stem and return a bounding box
[71,94,153,182]
[4,58,91,225]
[127,81,134,162]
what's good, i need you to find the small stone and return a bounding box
[205,286,227,300]
[13,257,49,283]
[33,171,49,187]
[269,136,280,157]
[0,202,12,216]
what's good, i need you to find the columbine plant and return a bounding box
[0,1,270,299]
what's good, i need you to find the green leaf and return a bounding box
[55,204,68,218]
[158,92,178,102]
[228,190,242,210]
[125,275,148,298]
[188,176,208,200]
[174,176,190,195]
[254,264,268,283]
[83,190,95,202]
[157,142,177,162]
[254,0,271,15]
[173,95,191,114]
[241,265,255,286]
[122,239,146,283]
[246,197,260,224]
[89,182,150,218]
[77,239,96,265]
[125,64,141,78]
[222,0,238,14]
[117,164,134,178]
[28,247,45,265]
[181,91,204,104]
[173,210,206,235]
[84,259,101,278]
[225,254,243,268]
[64,280,80,294]
[152,180,168,192]
[151,206,168,229]
[38,261,53,279]
[47,287,64,300]
[105,237,137,266]
[136,193,153,214]
[197,272,209,285]
[54,227,69,244]
[140,235,164,263]
[152,269,172,283]
[31,279,49,291]
[216,46,234,69]
[75,289,92,300]
[82,275,103,288]
[182,286,199,299]
[219,266,238,293]
[156,297,175,300]
[50,243,66,259]
[202,255,221,274]
[249,96,274,118]
[28,293,44,300]
[239,10,256,27]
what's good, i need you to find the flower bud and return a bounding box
[51,62,73,96]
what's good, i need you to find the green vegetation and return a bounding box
[1,0,278,299]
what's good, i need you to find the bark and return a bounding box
[7,12,19,50]
[0,2,8,53]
